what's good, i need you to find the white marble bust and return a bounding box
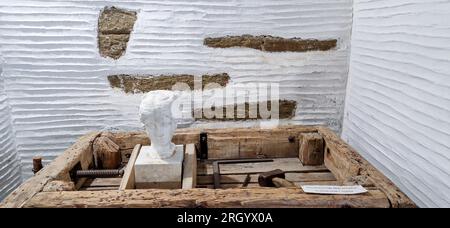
[139,90,179,159]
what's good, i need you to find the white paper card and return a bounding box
[301,185,368,195]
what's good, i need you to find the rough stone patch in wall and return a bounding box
[98,7,137,59]
[108,73,230,93]
[194,100,297,120]
[204,35,337,52]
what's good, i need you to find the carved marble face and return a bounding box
[139,91,178,158]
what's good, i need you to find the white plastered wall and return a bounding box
[0,0,353,180]
[0,55,22,200]
[342,0,450,208]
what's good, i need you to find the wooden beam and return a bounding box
[208,132,299,159]
[213,127,315,160]
[42,181,75,192]
[0,132,100,208]
[317,126,416,208]
[112,125,317,150]
[182,144,197,189]
[23,188,390,208]
[198,180,343,189]
[299,133,325,166]
[83,178,122,188]
[119,144,142,191]
[197,172,336,185]
[79,186,119,191]
[198,158,329,176]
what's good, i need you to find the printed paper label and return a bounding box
[301,185,368,195]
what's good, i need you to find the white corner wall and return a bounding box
[0,59,22,200]
[0,0,353,180]
[342,0,450,207]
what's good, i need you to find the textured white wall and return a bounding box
[0,58,22,200]
[342,0,450,207]
[0,0,353,180]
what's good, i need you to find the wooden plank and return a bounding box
[238,135,298,159]
[119,144,142,191]
[182,144,197,189]
[0,132,100,208]
[79,186,119,191]
[205,126,316,159]
[198,180,342,189]
[23,188,390,208]
[299,133,324,165]
[83,178,122,188]
[208,133,300,159]
[317,126,416,208]
[197,172,336,185]
[297,180,341,186]
[198,158,329,176]
[208,136,239,159]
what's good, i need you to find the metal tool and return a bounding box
[199,132,208,160]
[212,159,274,189]
[74,168,125,178]
[258,169,297,188]
[242,174,251,187]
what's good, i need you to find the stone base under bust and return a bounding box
[134,145,184,189]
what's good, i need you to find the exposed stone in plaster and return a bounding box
[108,73,230,93]
[204,35,337,52]
[98,6,137,59]
[194,100,297,120]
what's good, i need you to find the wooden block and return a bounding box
[182,144,197,189]
[299,133,324,166]
[119,144,142,190]
[93,136,121,169]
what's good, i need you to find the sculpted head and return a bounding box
[139,90,179,158]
